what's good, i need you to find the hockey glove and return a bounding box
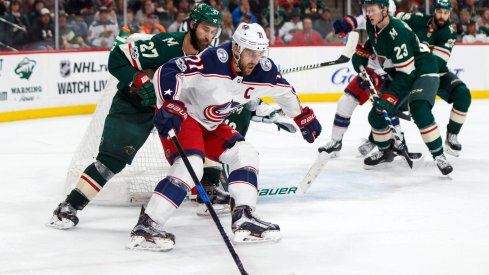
[357,71,388,90]
[333,15,357,37]
[154,100,187,138]
[375,94,398,115]
[130,72,156,107]
[294,107,322,143]
[251,104,297,133]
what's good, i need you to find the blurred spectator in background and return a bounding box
[278,0,300,13]
[29,0,47,25]
[240,12,252,24]
[157,0,178,27]
[59,10,90,49]
[458,0,477,16]
[150,26,162,34]
[278,7,302,43]
[232,0,257,27]
[301,0,328,21]
[28,7,54,49]
[65,0,94,18]
[290,16,324,44]
[313,7,333,39]
[248,0,268,25]
[178,0,191,14]
[462,19,488,42]
[87,6,118,48]
[219,10,234,43]
[135,0,155,25]
[476,7,489,36]
[93,0,118,24]
[0,0,7,15]
[167,10,186,32]
[265,25,284,45]
[4,0,30,49]
[140,13,166,33]
[261,0,286,29]
[457,8,473,34]
[123,8,141,33]
[71,14,89,39]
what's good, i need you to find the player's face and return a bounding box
[365,4,383,25]
[434,8,450,28]
[239,48,265,76]
[193,22,219,51]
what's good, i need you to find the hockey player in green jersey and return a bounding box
[357,0,453,175]
[396,0,471,157]
[47,3,223,229]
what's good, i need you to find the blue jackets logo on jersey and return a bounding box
[204,101,241,122]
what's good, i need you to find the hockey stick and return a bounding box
[168,129,248,275]
[279,31,359,75]
[359,65,413,168]
[298,151,331,193]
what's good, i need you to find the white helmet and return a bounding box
[232,23,269,54]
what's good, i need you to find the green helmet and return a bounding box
[431,0,452,12]
[189,3,222,27]
[363,0,389,8]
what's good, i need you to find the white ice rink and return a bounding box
[1,100,489,275]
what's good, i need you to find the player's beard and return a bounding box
[190,26,211,52]
[434,17,448,29]
[238,58,257,76]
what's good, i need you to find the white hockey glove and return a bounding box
[251,103,297,133]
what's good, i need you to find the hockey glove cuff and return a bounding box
[333,15,357,37]
[294,107,322,143]
[375,94,398,115]
[154,100,187,138]
[357,70,388,90]
[130,72,156,107]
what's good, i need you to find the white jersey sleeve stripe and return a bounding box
[433,46,451,62]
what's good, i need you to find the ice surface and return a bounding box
[1,101,488,275]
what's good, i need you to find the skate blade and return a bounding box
[45,216,76,230]
[363,162,392,170]
[126,236,174,252]
[444,147,460,157]
[232,230,282,244]
[392,154,425,168]
[196,204,231,217]
[330,151,340,159]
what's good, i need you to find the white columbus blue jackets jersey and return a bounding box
[153,42,302,131]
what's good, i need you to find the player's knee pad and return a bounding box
[451,83,471,112]
[410,100,435,129]
[219,141,259,173]
[336,93,359,118]
[167,155,204,191]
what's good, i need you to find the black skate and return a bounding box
[126,207,175,252]
[445,132,461,157]
[196,183,231,217]
[46,201,79,230]
[393,133,423,160]
[358,139,376,156]
[434,154,453,175]
[231,205,281,243]
[364,147,395,169]
[318,139,342,158]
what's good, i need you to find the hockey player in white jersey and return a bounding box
[127,23,322,251]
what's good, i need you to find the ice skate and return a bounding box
[46,201,79,230]
[231,205,281,243]
[434,154,453,175]
[318,139,342,158]
[358,138,376,156]
[363,147,395,169]
[445,132,461,157]
[126,207,175,252]
[196,183,231,217]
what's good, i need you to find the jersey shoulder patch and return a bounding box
[260,57,272,71]
[216,48,228,63]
